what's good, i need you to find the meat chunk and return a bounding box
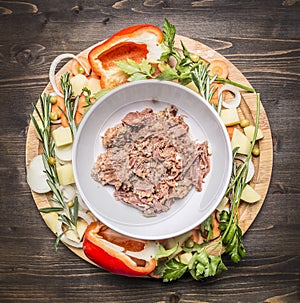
[91,106,211,217]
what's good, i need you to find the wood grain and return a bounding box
[1,1,299,302]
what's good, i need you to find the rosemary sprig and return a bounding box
[30,90,79,251]
[60,72,79,137]
[191,63,218,103]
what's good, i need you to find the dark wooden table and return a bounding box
[1,1,299,302]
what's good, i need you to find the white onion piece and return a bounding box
[126,242,159,261]
[75,191,88,210]
[218,84,241,109]
[55,143,73,162]
[27,155,51,193]
[60,184,76,203]
[99,239,158,265]
[49,53,90,97]
[56,211,94,248]
[235,155,255,183]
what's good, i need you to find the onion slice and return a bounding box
[27,154,51,194]
[49,53,90,97]
[218,84,241,109]
[56,211,95,248]
[235,155,255,183]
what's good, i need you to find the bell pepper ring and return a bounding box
[83,221,158,277]
[88,24,164,89]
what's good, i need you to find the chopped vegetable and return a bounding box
[241,184,261,203]
[88,24,164,89]
[27,154,51,193]
[231,128,251,155]
[244,125,264,141]
[56,211,94,248]
[218,84,241,109]
[49,53,90,97]
[70,74,87,96]
[220,108,240,126]
[209,59,229,79]
[70,55,91,76]
[83,222,158,276]
[235,155,255,183]
[52,126,73,147]
[57,163,74,186]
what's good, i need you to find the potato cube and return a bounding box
[241,184,261,203]
[52,126,73,147]
[244,125,264,141]
[220,108,240,126]
[231,128,251,155]
[57,163,74,186]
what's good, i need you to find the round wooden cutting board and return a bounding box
[25,35,273,267]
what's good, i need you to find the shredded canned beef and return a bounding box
[91,105,210,217]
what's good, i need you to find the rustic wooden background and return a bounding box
[0,1,299,302]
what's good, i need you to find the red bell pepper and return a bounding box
[88,24,164,89]
[83,221,157,277]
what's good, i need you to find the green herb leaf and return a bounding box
[39,207,63,213]
[188,247,227,280]
[93,88,110,100]
[160,18,177,62]
[200,214,214,242]
[128,72,148,82]
[161,259,188,282]
[115,59,141,75]
[155,243,179,261]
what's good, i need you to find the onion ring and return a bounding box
[218,84,241,109]
[49,53,90,97]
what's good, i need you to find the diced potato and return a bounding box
[57,163,74,186]
[185,81,199,93]
[231,128,251,155]
[42,212,58,233]
[65,218,88,243]
[241,184,261,203]
[52,126,73,147]
[220,108,240,126]
[70,74,87,96]
[86,77,101,95]
[216,196,229,212]
[244,125,264,141]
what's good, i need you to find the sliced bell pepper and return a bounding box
[83,221,158,277]
[88,24,164,89]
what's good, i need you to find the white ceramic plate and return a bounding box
[73,80,232,240]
